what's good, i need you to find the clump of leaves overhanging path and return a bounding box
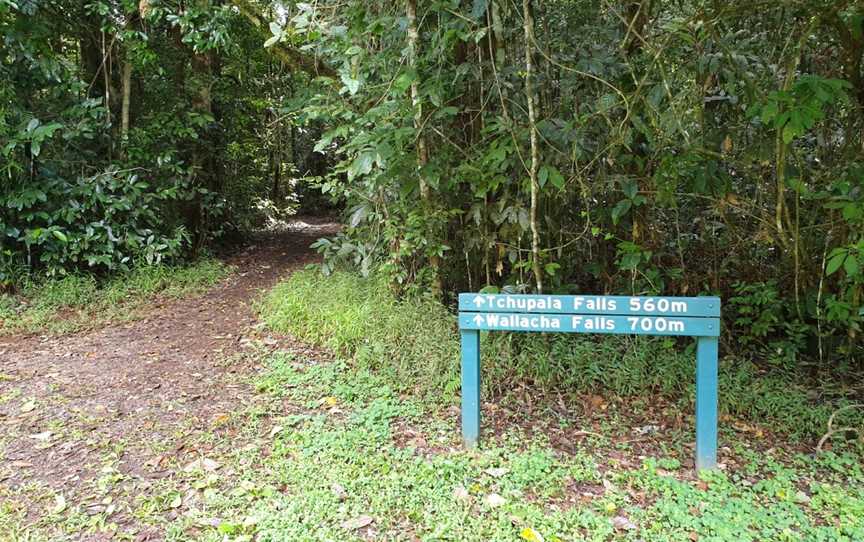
[2,1,863,371]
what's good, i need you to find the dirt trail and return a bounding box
[0,219,337,538]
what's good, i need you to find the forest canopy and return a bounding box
[2,0,863,366]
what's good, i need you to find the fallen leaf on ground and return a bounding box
[169,494,182,509]
[212,413,230,426]
[184,458,221,472]
[29,431,52,441]
[611,515,636,531]
[484,467,509,478]
[20,400,37,413]
[331,483,348,501]
[269,425,283,438]
[520,527,545,542]
[340,515,373,530]
[485,493,507,507]
[52,494,67,514]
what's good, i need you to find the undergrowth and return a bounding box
[193,354,862,542]
[261,269,863,442]
[0,260,227,334]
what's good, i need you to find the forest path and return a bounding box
[0,219,338,540]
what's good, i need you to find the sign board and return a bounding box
[457,293,721,471]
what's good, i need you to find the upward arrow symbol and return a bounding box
[472,295,485,306]
[473,314,485,326]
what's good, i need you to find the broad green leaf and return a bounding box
[394,72,414,93]
[518,207,530,231]
[348,152,374,180]
[843,255,860,276]
[548,167,565,189]
[341,73,361,95]
[471,0,488,20]
[349,205,368,227]
[538,166,549,188]
[611,199,632,224]
[760,101,778,123]
[782,123,797,144]
[826,253,846,275]
[842,203,862,221]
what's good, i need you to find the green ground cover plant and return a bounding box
[3,273,862,541]
[262,269,864,442]
[4,345,863,541]
[88,351,864,541]
[0,260,227,334]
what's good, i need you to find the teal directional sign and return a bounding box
[458,293,720,317]
[457,293,721,471]
[459,313,718,336]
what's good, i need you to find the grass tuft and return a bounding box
[261,269,863,441]
[0,260,227,334]
[261,270,462,397]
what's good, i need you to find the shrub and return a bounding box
[0,168,192,278]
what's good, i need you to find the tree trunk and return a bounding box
[490,0,506,67]
[120,59,132,146]
[184,0,216,253]
[523,0,543,293]
[272,117,282,200]
[120,6,140,153]
[406,0,442,295]
[406,0,429,200]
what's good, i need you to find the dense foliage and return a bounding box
[3,0,863,366]
[288,0,864,367]
[1,0,320,282]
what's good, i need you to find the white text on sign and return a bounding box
[627,298,688,313]
[472,314,689,333]
[472,295,564,311]
[471,295,692,314]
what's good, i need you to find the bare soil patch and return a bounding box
[0,219,337,538]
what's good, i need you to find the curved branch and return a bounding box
[230,0,336,78]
